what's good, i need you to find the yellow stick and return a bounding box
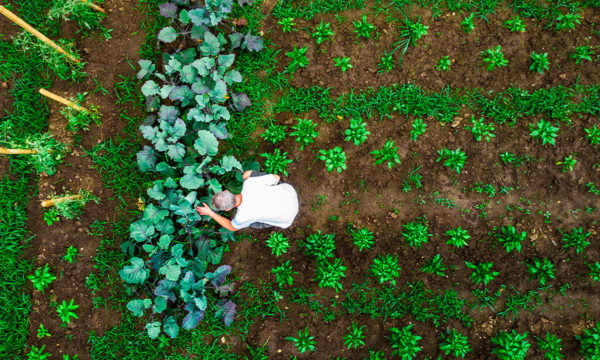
[0,147,37,154]
[82,0,106,13]
[39,88,89,113]
[41,194,81,208]
[0,5,80,63]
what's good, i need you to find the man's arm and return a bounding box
[243,170,280,184]
[196,203,238,232]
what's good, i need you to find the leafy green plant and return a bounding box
[402,165,423,192]
[62,245,80,263]
[436,55,452,71]
[363,350,386,360]
[570,46,594,64]
[48,0,106,33]
[465,261,499,285]
[286,327,316,353]
[278,17,296,33]
[300,230,335,260]
[261,124,286,144]
[526,257,555,286]
[311,21,334,45]
[560,227,591,254]
[402,219,431,249]
[576,322,600,359]
[530,119,559,146]
[440,328,471,358]
[290,118,318,150]
[465,116,496,142]
[556,154,576,172]
[334,57,353,72]
[390,12,429,65]
[272,260,297,287]
[56,299,79,324]
[421,254,446,277]
[555,12,581,31]
[378,51,394,72]
[389,324,422,359]
[536,332,564,360]
[27,264,56,292]
[36,323,50,339]
[285,45,309,72]
[436,148,467,174]
[371,139,400,168]
[343,323,366,349]
[530,52,549,74]
[319,147,347,172]
[461,13,475,33]
[349,226,374,251]
[26,345,51,360]
[409,118,428,142]
[315,258,346,292]
[481,45,508,71]
[43,208,60,226]
[344,118,370,145]
[1,133,67,176]
[353,15,375,39]
[60,93,102,132]
[494,225,527,253]
[260,149,293,176]
[371,254,401,285]
[504,15,526,32]
[587,182,600,195]
[445,227,470,248]
[584,125,600,146]
[266,232,290,256]
[589,262,600,283]
[491,330,530,360]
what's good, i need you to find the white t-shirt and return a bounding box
[231,175,299,229]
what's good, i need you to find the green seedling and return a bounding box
[43,208,60,226]
[318,147,346,172]
[560,227,590,255]
[285,45,309,72]
[371,139,400,168]
[60,93,102,132]
[410,118,427,141]
[494,225,527,253]
[584,125,600,145]
[290,118,318,150]
[440,328,471,358]
[481,45,508,71]
[555,12,581,31]
[378,51,394,72]
[556,154,576,172]
[421,254,446,277]
[536,332,564,360]
[389,324,422,359]
[300,230,335,260]
[504,15,526,32]
[530,119,559,146]
[491,330,530,360]
[530,52,549,74]
[37,323,51,339]
[465,116,495,142]
[314,258,346,292]
[436,55,452,71]
[26,345,51,360]
[570,46,594,64]
[353,15,375,39]
[334,57,352,72]
[526,257,556,286]
[436,148,467,173]
[260,149,293,176]
[390,13,428,66]
[27,264,56,292]
[349,226,374,251]
[445,227,471,248]
[371,254,401,285]
[62,245,80,263]
[311,21,334,45]
[266,232,290,256]
[344,117,370,145]
[402,219,431,249]
[343,323,366,349]
[589,262,600,283]
[576,322,600,359]
[56,299,79,324]
[272,260,297,287]
[461,13,475,33]
[261,124,286,144]
[286,327,316,353]
[465,261,499,285]
[277,17,296,33]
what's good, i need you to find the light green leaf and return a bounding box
[141,80,159,97]
[146,321,161,339]
[194,130,218,156]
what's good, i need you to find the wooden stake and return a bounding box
[41,194,81,208]
[39,88,89,113]
[82,0,106,14]
[0,5,80,63]
[0,147,37,154]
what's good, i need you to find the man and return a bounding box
[195,170,299,231]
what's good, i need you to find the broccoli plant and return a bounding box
[290,118,318,150]
[348,225,374,251]
[344,117,370,145]
[494,225,527,253]
[436,148,467,173]
[371,254,401,285]
[465,261,499,285]
[371,139,400,168]
[389,324,422,359]
[481,45,508,71]
[530,119,559,145]
[265,232,290,256]
[260,149,293,176]
[440,328,472,359]
[299,230,335,260]
[491,330,530,360]
[401,219,431,249]
[318,147,347,172]
[311,21,334,45]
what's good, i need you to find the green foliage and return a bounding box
[343,323,366,349]
[265,232,290,256]
[391,12,428,65]
[26,345,51,360]
[260,148,293,176]
[445,227,470,248]
[530,52,550,74]
[560,227,591,254]
[440,328,471,358]
[62,245,80,263]
[465,116,496,142]
[315,258,346,292]
[0,133,66,176]
[60,95,101,132]
[584,125,600,146]
[481,45,508,71]
[389,324,422,359]
[318,147,346,172]
[261,124,286,144]
[353,14,375,39]
[36,323,51,339]
[363,350,386,359]
[436,148,467,174]
[465,261,499,285]
[530,119,559,146]
[556,154,576,172]
[526,257,555,286]
[285,45,309,72]
[402,165,423,192]
[378,51,394,73]
[290,118,318,149]
[277,17,296,33]
[461,13,475,33]
[504,15,526,32]
[56,298,79,324]
[272,260,297,287]
[43,208,60,226]
[27,264,56,292]
[410,118,427,141]
[344,117,370,145]
[570,46,594,64]
[421,254,446,277]
[311,21,334,45]
[334,57,353,72]
[48,0,106,33]
[371,139,400,168]
[285,327,316,353]
[300,230,335,260]
[576,322,600,359]
[491,330,530,360]
[371,254,401,285]
[436,55,452,71]
[494,225,527,253]
[555,12,581,31]
[50,189,99,220]
[589,262,600,283]
[536,332,564,360]
[349,226,374,251]
[402,219,431,249]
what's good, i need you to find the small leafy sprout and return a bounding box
[290,118,318,150]
[461,13,475,33]
[334,57,353,72]
[311,21,334,45]
[272,260,297,287]
[530,119,559,146]
[56,299,79,324]
[285,45,309,72]
[465,261,499,285]
[481,45,508,71]
[436,148,467,174]
[421,254,447,277]
[436,55,452,71]
[61,96,102,133]
[371,139,400,168]
[491,330,530,360]
[555,12,581,31]
[285,327,316,353]
[349,225,374,251]
[261,124,286,144]
[504,15,526,32]
[401,15,428,47]
[560,227,591,255]
[589,262,600,283]
[556,154,576,172]
[402,219,431,249]
[260,149,293,176]
[277,17,296,33]
[353,14,375,39]
[314,258,346,292]
[389,324,422,359]
[365,350,386,359]
[576,322,600,359]
[371,254,401,285]
[499,151,517,164]
[266,232,290,256]
[445,227,470,248]
[584,125,600,146]
[378,51,394,73]
[300,230,335,260]
[62,245,80,263]
[28,264,56,292]
[402,165,423,192]
[43,208,60,226]
[343,323,366,349]
[536,332,564,360]
[37,323,51,339]
[410,118,427,141]
[527,257,556,286]
[318,147,347,172]
[344,117,370,145]
[530,52,549,74]
[465,116,496,142]
[586,182,600,195]
[440,328,471,359]
[27,345,51,360]
[570,46,594,64]
[494,225,527,253]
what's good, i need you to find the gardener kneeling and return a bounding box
[195,170,299,231]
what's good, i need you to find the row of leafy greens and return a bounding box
[119,0,263,339]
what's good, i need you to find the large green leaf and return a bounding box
[158,26,178,43]
[200,31,221,56]
[119,257,149,284]
[144,204,169,224]
[163,316,180,339]
[126,298,152,317]
[194,130,218,156]
[146,322,161,339]
[130,220,155,241]
[141,80,160,97]
[159,259,182,281]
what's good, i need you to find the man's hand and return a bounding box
[196,203,214,217]
[242,170,253,180]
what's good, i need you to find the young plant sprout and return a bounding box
[570,46,594,64]
[371,254,401,285]
[555,12,581,31]
[576,322,600,359]
[465,116,495,142]
[344,117,370,145]
[56,299,79,324]
[504,15,526,32]
[389,324,422,359]
[378,51,394,73]
[410,118,427,141]
[311,21,334,45]
[445,227,470,248]
[461,13,475,33]
[314,257,346,292]
[300,230,335,260]
[261,124,286,144]
[584,125,600,146]
[436,55,452,71]
[334,56,352,72]
[265,232,290,256]
[343,323,366,349]
[260,149,293,176]
[36,323,51,339]
[62,245,80,263]
[43,208,60,226]
[277,17,296,33]
[371,139,400,168]
[27,264,56,292]
[285,45,309,73]
[491,330,530,360]
[589,262,600,283]
[348,226,374,251]
[285,327,316,353]
[353,14,375,39]
[318,147,347,172]
[536,332,564,360]
[526,257,556,286]
[401,219,431,249]
[436,148,467,173]
[272,260,297,287]
[481,45,508,71]
[440,328,472,358]
[530,52,550,74]
[290,118,318,150]
[465,261,499,285]
[530,119,559,145]
[421,254,447,277]
[494,225,527,253]
[560,227,591,255]
[556,154,576,172]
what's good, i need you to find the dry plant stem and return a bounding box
[0,6,81,63]
[82,0,105,13]
[41,194,81,208]
[0,147,37,154]
[39,88,90,113]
